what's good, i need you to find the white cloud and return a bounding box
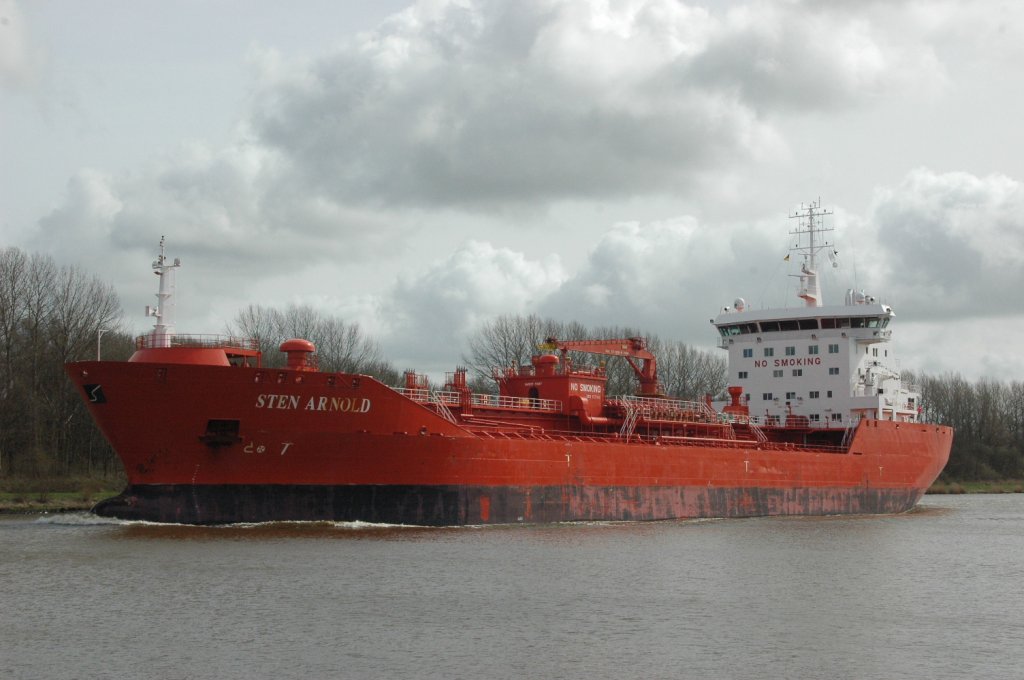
[246,0,951,209]
[366,166,1024,377]
[12,0,1024,385]
[687,2,947,113]
[34,141,411,273]
[899,317,1024,381]
[0,0,41,92]
[380,239,567,367]
[870,168,1024,318]
[538,215,779,339]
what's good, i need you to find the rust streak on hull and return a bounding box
[94,483,928,526]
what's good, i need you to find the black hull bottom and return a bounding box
[92,483,926,525]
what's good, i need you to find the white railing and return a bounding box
[135,333,259,351]
[394,387,429,401]
[619,403,641,439]
[432,390,461,405]
[470,393,562,411]
[616,395,708,420]
[431,394,457,424]
[394,388,561,412]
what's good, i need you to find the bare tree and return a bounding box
[227,304,394,380]
[463,314,726,398]
[0,247,123,476]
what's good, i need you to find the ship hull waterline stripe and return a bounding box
[94,483,926,525]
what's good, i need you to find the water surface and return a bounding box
[2,495,1022,679]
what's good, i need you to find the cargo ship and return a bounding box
[67,206,951,524]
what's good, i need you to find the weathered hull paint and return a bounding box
[68,359,951,526]
[93,483,927,526]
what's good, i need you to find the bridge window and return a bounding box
[809,345,819,355]
[719,323,760,337]
[743,348,753,358]
[785,346,796,356]
[764,348,774,357]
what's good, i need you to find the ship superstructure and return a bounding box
[713,201,920,426]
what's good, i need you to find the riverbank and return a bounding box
[0,476,122,514]
[0,491,119,514]
[926,479,1024,494]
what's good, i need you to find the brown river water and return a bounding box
[2,493,1022,679]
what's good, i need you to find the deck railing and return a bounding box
[394,387,562,413]
[614,395,711,420]
[135,333,259,351]
[470,393,562,411]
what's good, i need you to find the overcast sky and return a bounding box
[3,0,1023,381]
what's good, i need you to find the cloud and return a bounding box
[870,168,1024,318]
[379,240,567,367]
[367,166,1024,376]
[687,2,946,113]
[35,141,409,273]
[369,214,785,371]
[20,0,1022,385]
[542,217,727,318]
[28,0,968,287]
[246,0,949,209]
[0,0,41,92]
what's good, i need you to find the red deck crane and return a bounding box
[539,336,662,397]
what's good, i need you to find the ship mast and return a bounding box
[788,200,835,308]
[145,236,181,348]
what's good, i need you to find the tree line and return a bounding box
[0,245,1020,482]
[0,247,125,476]
[463,313,727,400]
[913,372,1024,480]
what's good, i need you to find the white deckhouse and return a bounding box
[712,202,920,427]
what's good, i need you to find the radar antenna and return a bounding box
[788,199,835,308]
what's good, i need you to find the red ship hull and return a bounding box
[66,357,951,525]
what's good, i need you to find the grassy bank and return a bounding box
[927,479,1024,494]
[0,476,123,514]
